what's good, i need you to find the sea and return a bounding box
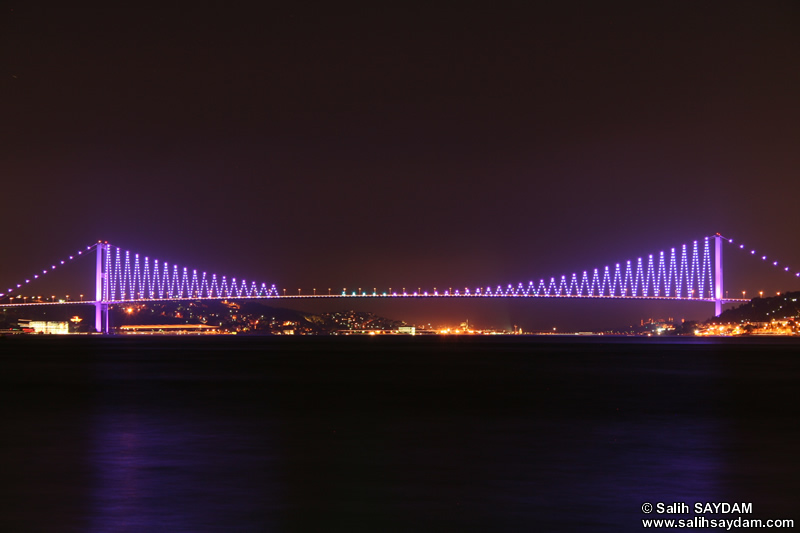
[0,335,797,532]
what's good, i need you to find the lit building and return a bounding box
[18,320,69,334]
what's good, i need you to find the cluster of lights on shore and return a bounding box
[2,235,799,304]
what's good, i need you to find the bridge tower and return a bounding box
[714,234,723,317]
[95,242,108,333]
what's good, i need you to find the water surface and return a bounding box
[0,336,797,531]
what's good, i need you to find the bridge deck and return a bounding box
[2,295,751,307]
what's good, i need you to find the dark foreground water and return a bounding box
[0,335,797,532]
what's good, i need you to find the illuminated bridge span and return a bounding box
[2,234,799,333]
[393,239,717,300]
[100,244,280,301]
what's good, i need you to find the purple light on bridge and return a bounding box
[3,236,796,307]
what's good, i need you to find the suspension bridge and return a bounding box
[2,234,798,333]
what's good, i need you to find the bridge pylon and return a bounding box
[714,233,723,317]
[95,242,108,333]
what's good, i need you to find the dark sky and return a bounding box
[2,3,799,329]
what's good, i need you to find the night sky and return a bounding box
[2,4,799,330]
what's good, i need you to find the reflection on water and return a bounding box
[0,337,797,532]
[89,408,282,532]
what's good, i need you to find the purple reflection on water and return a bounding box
[88,404,283,532]
[2,337,798,532]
